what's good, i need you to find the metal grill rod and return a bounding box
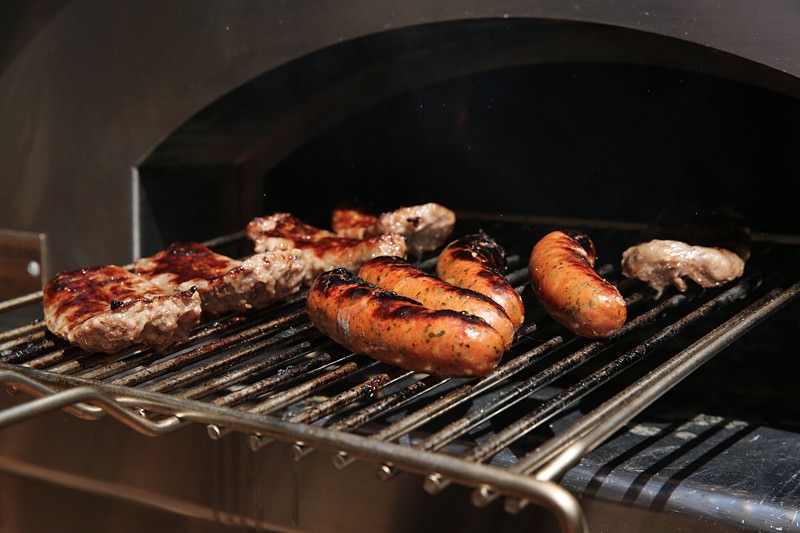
[177,341,314,400]
[414,291,686,457]
[111,309,307,387]
[0,323,46,349]
[379,289,677,480]
[499,280,800,512]
[329,335,566,472]
[0,363,588,533]
[0,373,186,436]
[467,281,750,462]
[206,357,368,440]
[76,315,251,380]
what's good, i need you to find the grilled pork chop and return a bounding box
[332,202,456,256]
[43,265,202,353]
[246,213,407,283]
[621,239,745,295]
[134,242,306,316]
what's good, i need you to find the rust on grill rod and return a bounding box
[110,308,307,387]
[0,221,798,533]
[0,322,46,349]
[178,341,315,400]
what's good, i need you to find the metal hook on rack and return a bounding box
[0,369,187,436]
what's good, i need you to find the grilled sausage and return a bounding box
[306,269,506,377]
[529,230,626,338]
[359,256,516,348]
[435,234,525,328]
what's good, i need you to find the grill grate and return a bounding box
[0,217,798,533]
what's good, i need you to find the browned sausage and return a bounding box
[435,234,525,329]
[529,230,626,338]
[306,268,506,377]
[358,256,516,348]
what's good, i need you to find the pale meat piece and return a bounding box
[246,213,407,283]
[43,265,202,353]
[134,242,306,316]
[621,239,745,295]
[332,202,456,256]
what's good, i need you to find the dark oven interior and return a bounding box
[2,12,800,533]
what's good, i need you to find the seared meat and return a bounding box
[134,242,306,315]
[332,203,456,256]
[621,239,745,295]
[43,265,202,353]
[246,213,406,283]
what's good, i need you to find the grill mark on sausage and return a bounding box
[306,268,505,376]
[436,234,524,328]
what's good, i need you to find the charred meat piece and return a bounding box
[43,265,202,353]
[621,239,745,295]
[246,213,406,283]
[134,242,306,316]
[332,202,456,256]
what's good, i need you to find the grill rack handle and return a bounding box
[0,370,185,436]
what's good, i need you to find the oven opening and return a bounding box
[135,19,800,255]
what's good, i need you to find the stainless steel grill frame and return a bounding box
[0,217,797,533]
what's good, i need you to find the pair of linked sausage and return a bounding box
[529,230,626,338]
[306,268,506,377]
[359,256,516,349]
[306,234,524,377]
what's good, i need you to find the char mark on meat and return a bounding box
[247,213,406,283]
[43,265,202,353]
[134,242,306,316]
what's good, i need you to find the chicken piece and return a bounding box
[621,239,745,296]
[332,202,456,256]
[134,242,306,316]
[43,265,202,353]
[246,213,406,283]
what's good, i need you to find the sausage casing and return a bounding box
[529,230,626,338]
[359,256,516,348]
[435,234,525,328]
[306,269,505,377]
